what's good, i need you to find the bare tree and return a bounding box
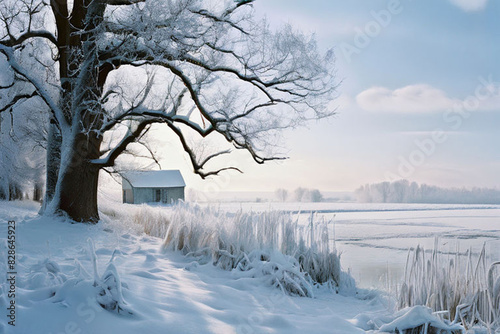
[294,187,306,202]
[0,0,337,222]
[309,189,323,203]
[275,188,288,202]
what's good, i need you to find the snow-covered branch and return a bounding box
[105,0,146,5]
[164,120,242,178]
[0,90,38,114]
[0,45,68,131]
[0,30,57,48]
[92,119,155,167]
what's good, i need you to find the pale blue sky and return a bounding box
[161,0,500,193]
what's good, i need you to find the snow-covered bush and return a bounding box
[130,203,354,297]
[397,241,500,332]
[88,239,133,316]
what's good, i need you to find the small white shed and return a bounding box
[121,170,185,204]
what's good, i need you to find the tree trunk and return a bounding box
[42,0,106,222]
[41,120,62,212]
[56,133,102,222]
[33,182,43,202]
[8,184,22,200]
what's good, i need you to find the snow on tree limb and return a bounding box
[0,90,38,114]
[0,45,68,131]
[105,0,146,5]
[0,30,57,48]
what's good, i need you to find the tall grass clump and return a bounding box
[398,239,500,332]
[133,203,354,297]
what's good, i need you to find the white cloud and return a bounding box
[356,83,500,113]
[356,84,456,113]
[448,0,489,12]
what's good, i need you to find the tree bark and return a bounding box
[56,133,102,222]
[33,183,43,202]
[42,1,106,222]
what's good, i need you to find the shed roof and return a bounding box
[121,170,186,188]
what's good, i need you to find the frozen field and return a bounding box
[207,202,500,289]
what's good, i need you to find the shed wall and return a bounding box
[123,189,133,204]
[123,185,185,204]
[133,188,154,204]
[165,187,184,203]
[122,179,134,203]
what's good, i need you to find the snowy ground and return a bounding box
[1,200,498,333]
[0,201,389,334]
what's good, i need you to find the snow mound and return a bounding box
[233,249,316,297]
[352,306,463,333]
[378,306,463,333]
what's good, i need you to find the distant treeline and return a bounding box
[355,180,500,204]
[275,187,323,202]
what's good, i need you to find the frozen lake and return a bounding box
[211,202,500,289]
